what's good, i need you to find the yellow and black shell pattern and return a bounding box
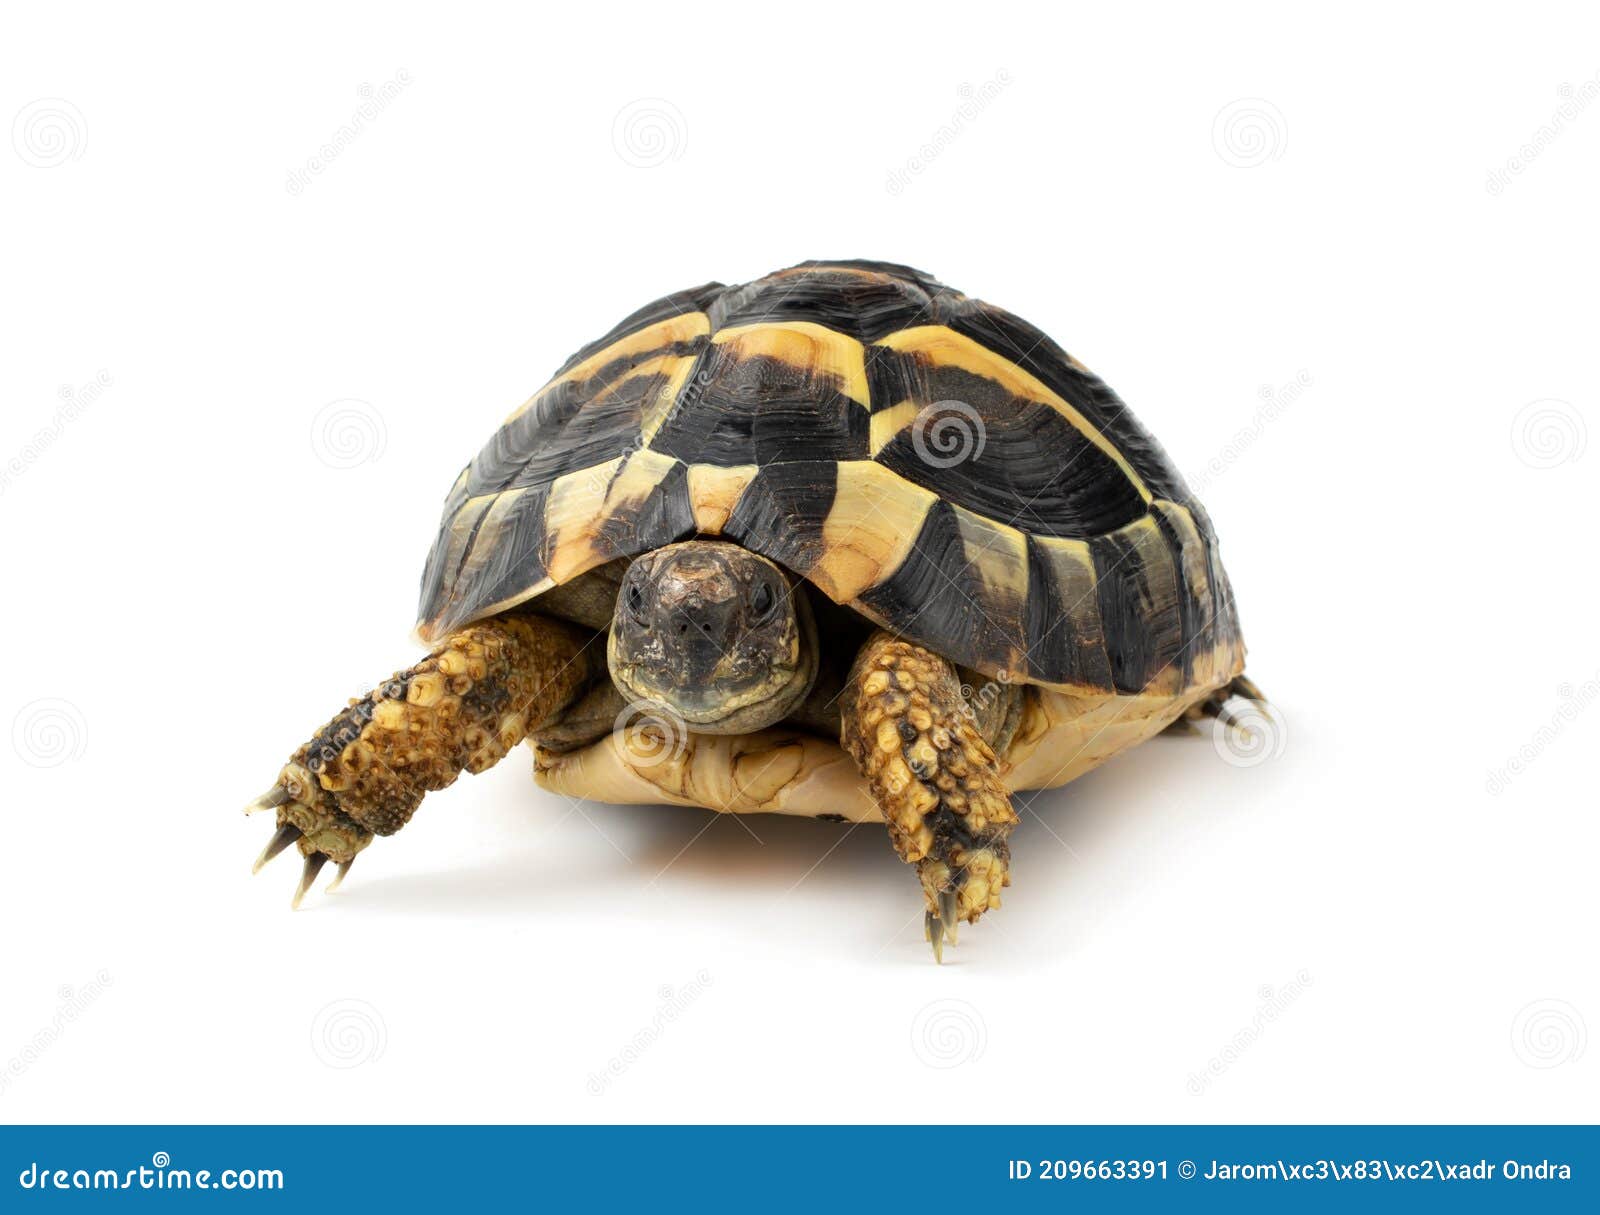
[417,260,1244,698]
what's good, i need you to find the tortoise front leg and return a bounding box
[841,630,1018,961]
[245,612,599,905]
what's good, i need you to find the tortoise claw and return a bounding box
[325,858,354,893]
[245,785,290,815]
[938,890,958,940]
[291,853,329,909]
[252,823,302,874]
[928,892,962,962]
[922,889,962,962]
[925,910,946,964]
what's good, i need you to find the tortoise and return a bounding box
[246,259,1259,961]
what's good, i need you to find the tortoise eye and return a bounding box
[626,583,649,626]
[751,581,775,621]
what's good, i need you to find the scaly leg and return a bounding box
[245,612,598,905]
[840,631,1018,961]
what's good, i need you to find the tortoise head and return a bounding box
[607,541,818,734]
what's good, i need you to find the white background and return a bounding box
[2,2,1595,1125]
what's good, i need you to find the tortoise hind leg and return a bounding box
[244,612,599,906]
[840,630,1019,962]
[1169,673,1273,737]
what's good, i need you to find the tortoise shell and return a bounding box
[417,260,1243,697]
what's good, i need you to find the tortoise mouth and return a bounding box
[612,658,814,733]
